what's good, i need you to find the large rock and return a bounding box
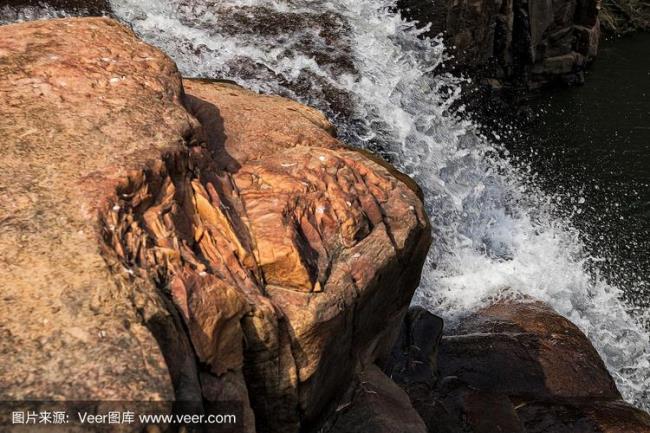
[398,0,601,89]
[0,17,431,433]
[439,301,620,400]
[387,301,650,433]
[0,15,193,405]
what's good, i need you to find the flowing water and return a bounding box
[2,0,649,410]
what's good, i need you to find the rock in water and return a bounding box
[388,301,650,433]
[0,17,431,433]
[398,0,601,89]
[327,365,428,433]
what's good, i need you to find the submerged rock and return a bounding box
[172,1,358,118]
[0,16,431,433]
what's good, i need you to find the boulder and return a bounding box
[439,301,620,400]
[388,301,650,433]
[0,17,431,433]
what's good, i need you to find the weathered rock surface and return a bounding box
[0,16,431,433]
[398,0,601,89]
[387,301,650,433]
[440,301,620,400]
[0,15,193,404]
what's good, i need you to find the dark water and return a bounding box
[510,33,650,319]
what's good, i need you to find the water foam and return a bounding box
[4,0,647,408]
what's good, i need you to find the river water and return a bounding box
[2,0,649,410]
[513,33,650,318]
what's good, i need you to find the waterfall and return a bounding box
[3,0,648,409]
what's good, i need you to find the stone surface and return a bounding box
[159,79,431,433]
[398,0,601,89]
[0,15,193,404]
[0,16,431,433]
[439,301,620,400]
[326,365,428,433]
[389,301,650,433]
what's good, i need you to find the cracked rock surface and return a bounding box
[0,17,431,433]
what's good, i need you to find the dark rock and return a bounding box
[440,301,620,400]
[0,0,111,15]
[517,400,650,433]
[389,300,650,433]
[326,365,428,433]
[384,306,443,388]
[397,0,601,91]
[173,1,358,119]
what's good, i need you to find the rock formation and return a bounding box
[386,301,650,433]
[398,0,601,89]
[0,16,431,433]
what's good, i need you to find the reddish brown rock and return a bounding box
[155,80,431,432]
[389,301,650,433]
[439,301,620,400]
[0,16,431,433]
[0,16,194,405]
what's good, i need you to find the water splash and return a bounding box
[3,0,648,409]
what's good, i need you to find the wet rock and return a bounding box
[384,306,443,388]
[397,0,601,90]
[517,400,650,433]
[173,1,358,118]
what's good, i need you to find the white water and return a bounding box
[3,0,648,409]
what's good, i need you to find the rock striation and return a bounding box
[0,16,431,433]
[398,0,601,89]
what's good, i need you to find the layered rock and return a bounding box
[386,301,650,433]
[0,16,431,433]
[398,0,601,89]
